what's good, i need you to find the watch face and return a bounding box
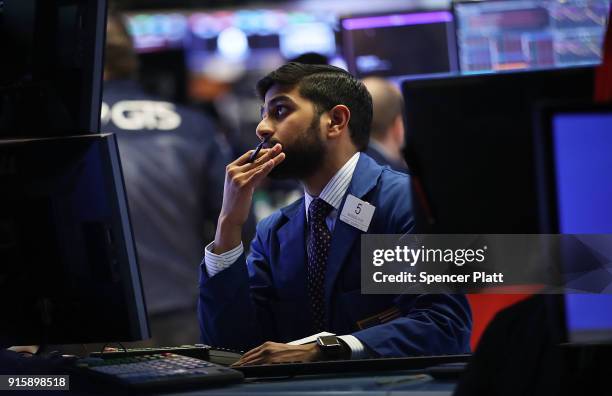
[319,336,341,348]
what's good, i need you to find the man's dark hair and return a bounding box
[288,52,329,65]
[256,63,373,151]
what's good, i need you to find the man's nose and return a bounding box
[256,118,274,142]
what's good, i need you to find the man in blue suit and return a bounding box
[198,63,471,365]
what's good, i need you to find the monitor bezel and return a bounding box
[0,0,107,138]
[533,101,612,345]
[339,8,459,78]
[400,66,595,234]
[0,134,150,346]
[533,101,612,234]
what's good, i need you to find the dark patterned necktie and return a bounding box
[306,198,333,332]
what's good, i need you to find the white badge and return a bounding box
[339,194,376,232]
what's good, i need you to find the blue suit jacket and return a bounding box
[198,154,472,357]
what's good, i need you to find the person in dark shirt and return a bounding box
[362,77,409,173]
[101,12,231,346]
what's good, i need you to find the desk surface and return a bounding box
[166,371,456,396]
[0,350,458,396]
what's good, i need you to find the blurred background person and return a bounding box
[187,55,249,157]
[362,77,409,173]
[101,10,231,346]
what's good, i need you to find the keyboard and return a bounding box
[234,354,471,378]
[76,353,243,390]
[90,344,243,366]
[90,344,210,359]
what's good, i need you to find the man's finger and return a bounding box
[232,141,280,167]
[243,153,285,186]
[240,356,267,366]
[252,143,282,166]
[233,350,263,366]
[238,343,266,361]
[233,341,280,366]
[230,149,258,167]
[240,158,274,182]
[235,144,282,172]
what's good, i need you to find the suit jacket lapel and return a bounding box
[324,155,384,311]
[277,199,308,304]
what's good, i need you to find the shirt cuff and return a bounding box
[338,335,367,360]
[204,241,243,277]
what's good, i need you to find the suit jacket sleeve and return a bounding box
[351,293,472,357]
[197,217,279,351]
[350,171,472,357]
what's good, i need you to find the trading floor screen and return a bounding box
[455,0,610,73]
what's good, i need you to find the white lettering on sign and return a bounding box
[101,100,182,131]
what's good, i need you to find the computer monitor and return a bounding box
[454,0,610,73]
[0,0,107,138]
[341,10,459,78]
[124,12,188,54]
[178,8,337,73]
[534,103,612,344]
[401,66,594,233]
[0,134,150,347]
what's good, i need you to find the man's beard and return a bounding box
[267,115,326,180]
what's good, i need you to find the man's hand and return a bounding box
[232,341,321,366]
[8,345,39,355]
[214,144,285,254]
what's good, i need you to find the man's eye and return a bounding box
[273,106,288,118]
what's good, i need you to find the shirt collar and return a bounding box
[304,152,360,218]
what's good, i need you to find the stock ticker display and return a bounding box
[455,0,610,73]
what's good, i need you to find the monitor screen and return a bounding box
[0,0,107,138]
[130,9,339,73]
[125,12,189,54]
[0,134,149,346]
[455,0,610,73]
[553,112,612,233]
[279,22,336,60]
[341,10,458,78]
[401,66,594,233]
[548,109,612,343]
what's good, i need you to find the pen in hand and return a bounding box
[248,135,270,163]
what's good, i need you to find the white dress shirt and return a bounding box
[204,152,366,358]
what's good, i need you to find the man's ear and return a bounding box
[326,105,350,139]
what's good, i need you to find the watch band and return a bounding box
[316,335,350,360]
